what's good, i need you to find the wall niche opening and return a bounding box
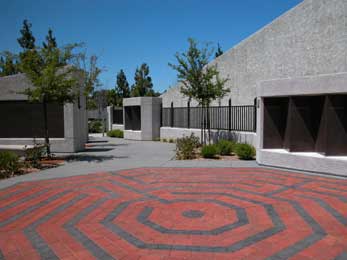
[263,97,289,149]
[324,95,347,156]
[263,94,347,156]
[124,106,141,131]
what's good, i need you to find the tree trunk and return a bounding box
[42,97,51,156]
[200,104,203,145]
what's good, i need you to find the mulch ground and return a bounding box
[0,167,346,259]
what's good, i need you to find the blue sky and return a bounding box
[1,0,302,93]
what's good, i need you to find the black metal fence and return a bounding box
[113,107,123,124]
[162,104,256,132]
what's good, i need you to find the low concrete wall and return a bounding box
[111,124,124,131]
[0,138,70,153]
[258,149,347,177]
[160,127,256,146]
[124,130,142,140]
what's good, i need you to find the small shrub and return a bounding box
[25,144,46,168]
[216,140,235,155]
[235,143,256,160]
[0,151,21,178]
[89,120,103,133]
[169,138,175,143]
[107,129,124,138]
[201,144,219,159]
[176,134,200,160]
[161,138,167,142]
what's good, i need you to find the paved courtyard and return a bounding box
[1,167,347,259]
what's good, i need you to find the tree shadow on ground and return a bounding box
[86,143,129,148]
[64,154,128,163]
[83,148,115,152]
[87,140,109,143]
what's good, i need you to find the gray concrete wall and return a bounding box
[160,127,256,146]
[257,72,347,176]
[258,150,347,177]
[161,0,347,108]
[123,97,162,141]
[0,72,88,153]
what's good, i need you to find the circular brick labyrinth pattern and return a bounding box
[0,168,347,259]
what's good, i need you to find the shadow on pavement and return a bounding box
[87,140,109,143]
[64,154,125,163]
[83,148,116,152]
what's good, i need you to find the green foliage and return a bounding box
[79,54,102,97]
[201,144,219,158]
[176,134,200,160]
[216,140,235,155]
[0,52,20,77]
[89,120,103,133]
[42,29,57,51]
[20,46,80,104]
[0,151,21,178]
[106,89,118,106]
[24,144,46,168]
[169,38,229,106]
[17,19,36,50]
[215,43,223,58]
[169,138,175,143]
[153,137,160,141]
[107,129,124,138]
[169,38,229,144]
[131,63,158,97]
[115,69,130,106]
[161,138,167,142]
[72,52,102,109]
[235,143,256,160]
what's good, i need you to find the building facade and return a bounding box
[160,0,347,176]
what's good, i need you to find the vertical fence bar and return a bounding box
[253,98,257,132]
[170,102,174,128]
[187,101,190,129]
[228,99,232,131]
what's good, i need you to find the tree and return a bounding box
[114,69,130,106]
[106,89,118,106]
[43,28,57,51]
[73,52,102,109]
[215,43,223,58]
[131,63,157,97]
[17,20,36,50]
[0,52,19,76]
[169,38,229,144]
[20,45,80,155]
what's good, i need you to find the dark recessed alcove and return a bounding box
[124,106,141,130]
[263,97,289,149]
[325,95,347,155]
[285,96,325,152]
[263,94,347,156]
[0,101,64,138]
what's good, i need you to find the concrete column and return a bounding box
[123,97,162,140]
[106,106,113,131]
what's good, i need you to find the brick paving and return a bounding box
[0,167,346,259]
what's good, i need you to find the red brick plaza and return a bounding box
[0,168,346,260]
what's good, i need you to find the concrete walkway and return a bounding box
[0,136,258,189]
